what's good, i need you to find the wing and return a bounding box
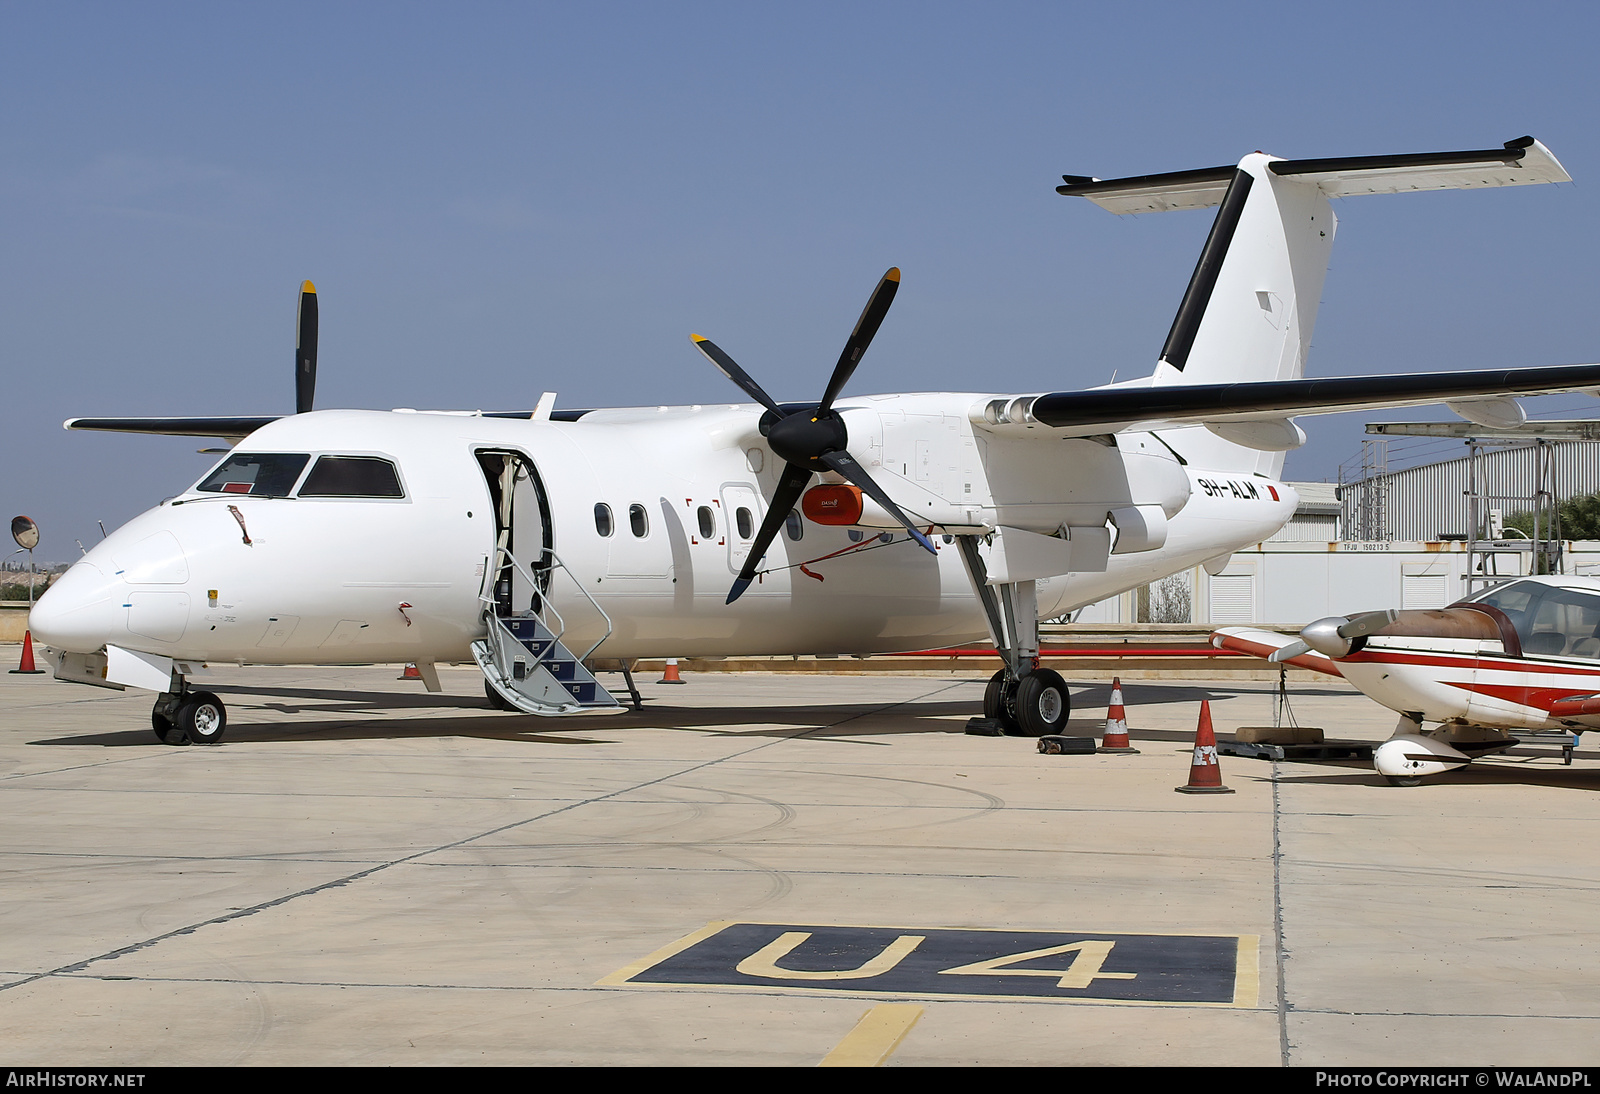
[1210,627,1344,677]
[1019,362,1600,436]
[65,416,281,443]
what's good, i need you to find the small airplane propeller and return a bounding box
[1269,609,1399,662]
[295,280,318,414]
[691,267,938,604]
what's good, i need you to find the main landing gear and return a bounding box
[152,688,227,746]
[984,666,1072,737]
[957,536,1071,737]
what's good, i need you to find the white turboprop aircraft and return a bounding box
[30,137,1600,746]
[1214,575,1600,785]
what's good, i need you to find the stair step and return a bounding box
[476,612,619,716]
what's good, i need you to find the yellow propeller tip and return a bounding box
[690,333,706,343]
[301,280,316,294]
[885,267,901,282]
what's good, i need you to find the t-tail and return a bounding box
[1058,137,1570,475]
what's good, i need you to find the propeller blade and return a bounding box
[691,334,782,415]
[295,280,318,414]
[1268,639,1311,663]
[817,450,937,555]
[818,268,900,413]
[727,463,813,604]
[1338,609,1399,639]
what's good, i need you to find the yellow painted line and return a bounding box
[817,1004,923,1067]
[594,920,734,987]
[1233,933,1261,1007]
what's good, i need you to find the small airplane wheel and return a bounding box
[1385,775,1422,787]
[178,691,227,745]
[151,708,185,745]
[485,680,518,712]
[1011,669,1070,738]
[983,670,1020,734]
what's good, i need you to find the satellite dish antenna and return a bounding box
[10,516,39,551]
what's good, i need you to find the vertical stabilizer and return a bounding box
[1058,137,1570,475]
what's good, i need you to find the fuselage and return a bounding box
[31,395,1295,667]
[1334,578,1600,732]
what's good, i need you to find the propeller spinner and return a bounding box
[691,267,938,604]
[1268,609,1399,663]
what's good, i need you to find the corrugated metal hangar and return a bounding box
[1075,439,1600,627]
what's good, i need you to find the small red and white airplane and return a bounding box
[28,136,1600,747]
[1213,575,1600,784]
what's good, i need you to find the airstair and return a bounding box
[471,547,623,716]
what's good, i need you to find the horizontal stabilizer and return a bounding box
[1022,361,1600,435]
[1059,137,1568,214]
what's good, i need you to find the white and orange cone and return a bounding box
[658,658,686,684]
[1098,677,1139,754]
[399,662,422,681]
[1175,700,1234,794]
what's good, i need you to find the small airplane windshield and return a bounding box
[298,456,405,498]
[195,453,310,497]
[1472,581,1600,659]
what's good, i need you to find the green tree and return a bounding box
[1504,491,1600,540]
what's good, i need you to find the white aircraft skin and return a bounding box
[29,135,1600,743]
[1214,574,1600,785]
[32,400,1290,667]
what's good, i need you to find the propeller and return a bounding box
[1268,609,1399,662]
[295,280,318,414]
[690,267,938,604]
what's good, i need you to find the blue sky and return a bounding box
[5,2,1599,561]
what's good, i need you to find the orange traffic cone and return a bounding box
[1176,700,1234,794]
[399,663,422,680]
[658,657,686,684]
[10,630,45,675]
[1098,677,1139,754]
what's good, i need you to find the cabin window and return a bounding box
[735,507,753,539]
[594,503,614,537]
[697,506,715,539]
[196,453,309,498]
[298,456,404,498]
[629,503,649,538]
[785,510,803,541]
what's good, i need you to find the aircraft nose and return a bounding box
[28,561,123,653]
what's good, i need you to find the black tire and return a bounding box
[177,691,227,745]
[983,670,1019,734]
[1385,775,1422,787]
[1011,669,1070,737]
[485,680,518,712]
[152,709,186,745]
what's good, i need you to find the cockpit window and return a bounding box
[196,453,309,497]
[1471,580,1600,659]
[298,456,405,498]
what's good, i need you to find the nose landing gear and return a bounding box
[151,689,228,745]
